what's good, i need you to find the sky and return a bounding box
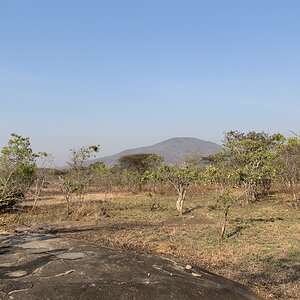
[1,0,300,165]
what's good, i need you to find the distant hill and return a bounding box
[88,137,221,167]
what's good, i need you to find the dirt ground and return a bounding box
[1,190,299,300]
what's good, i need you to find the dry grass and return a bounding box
[0,189,299,300]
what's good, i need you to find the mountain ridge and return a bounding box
[88,137,221,167]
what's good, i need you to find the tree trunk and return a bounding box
[32,178,45,210]
[176,187,186,215]
[246,182,257,203]
[221,209,229,239]
[66,195,71,216]
[290,182,297,205]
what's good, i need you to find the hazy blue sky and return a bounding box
[1,1,299,165]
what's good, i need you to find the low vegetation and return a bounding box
[1,131,300,300]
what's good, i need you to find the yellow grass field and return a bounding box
[1,189,299,300]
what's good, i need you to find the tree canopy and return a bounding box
[118,153,164,174]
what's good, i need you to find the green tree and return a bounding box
[89,162,115,200]
[59,145,100,215]
[68,145,100,171]
[217,188,249,239]
[276,136,300,206]
[118,154,164,192]
[118,153,164,174]
[0,133,37,209]
[144,163,200,214]
[206,131,284,202]
[218,189,235,239]
[32,152,54,209]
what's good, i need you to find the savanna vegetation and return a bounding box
[0,131,300,300]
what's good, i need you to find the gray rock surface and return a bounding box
[0,233,263,300]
